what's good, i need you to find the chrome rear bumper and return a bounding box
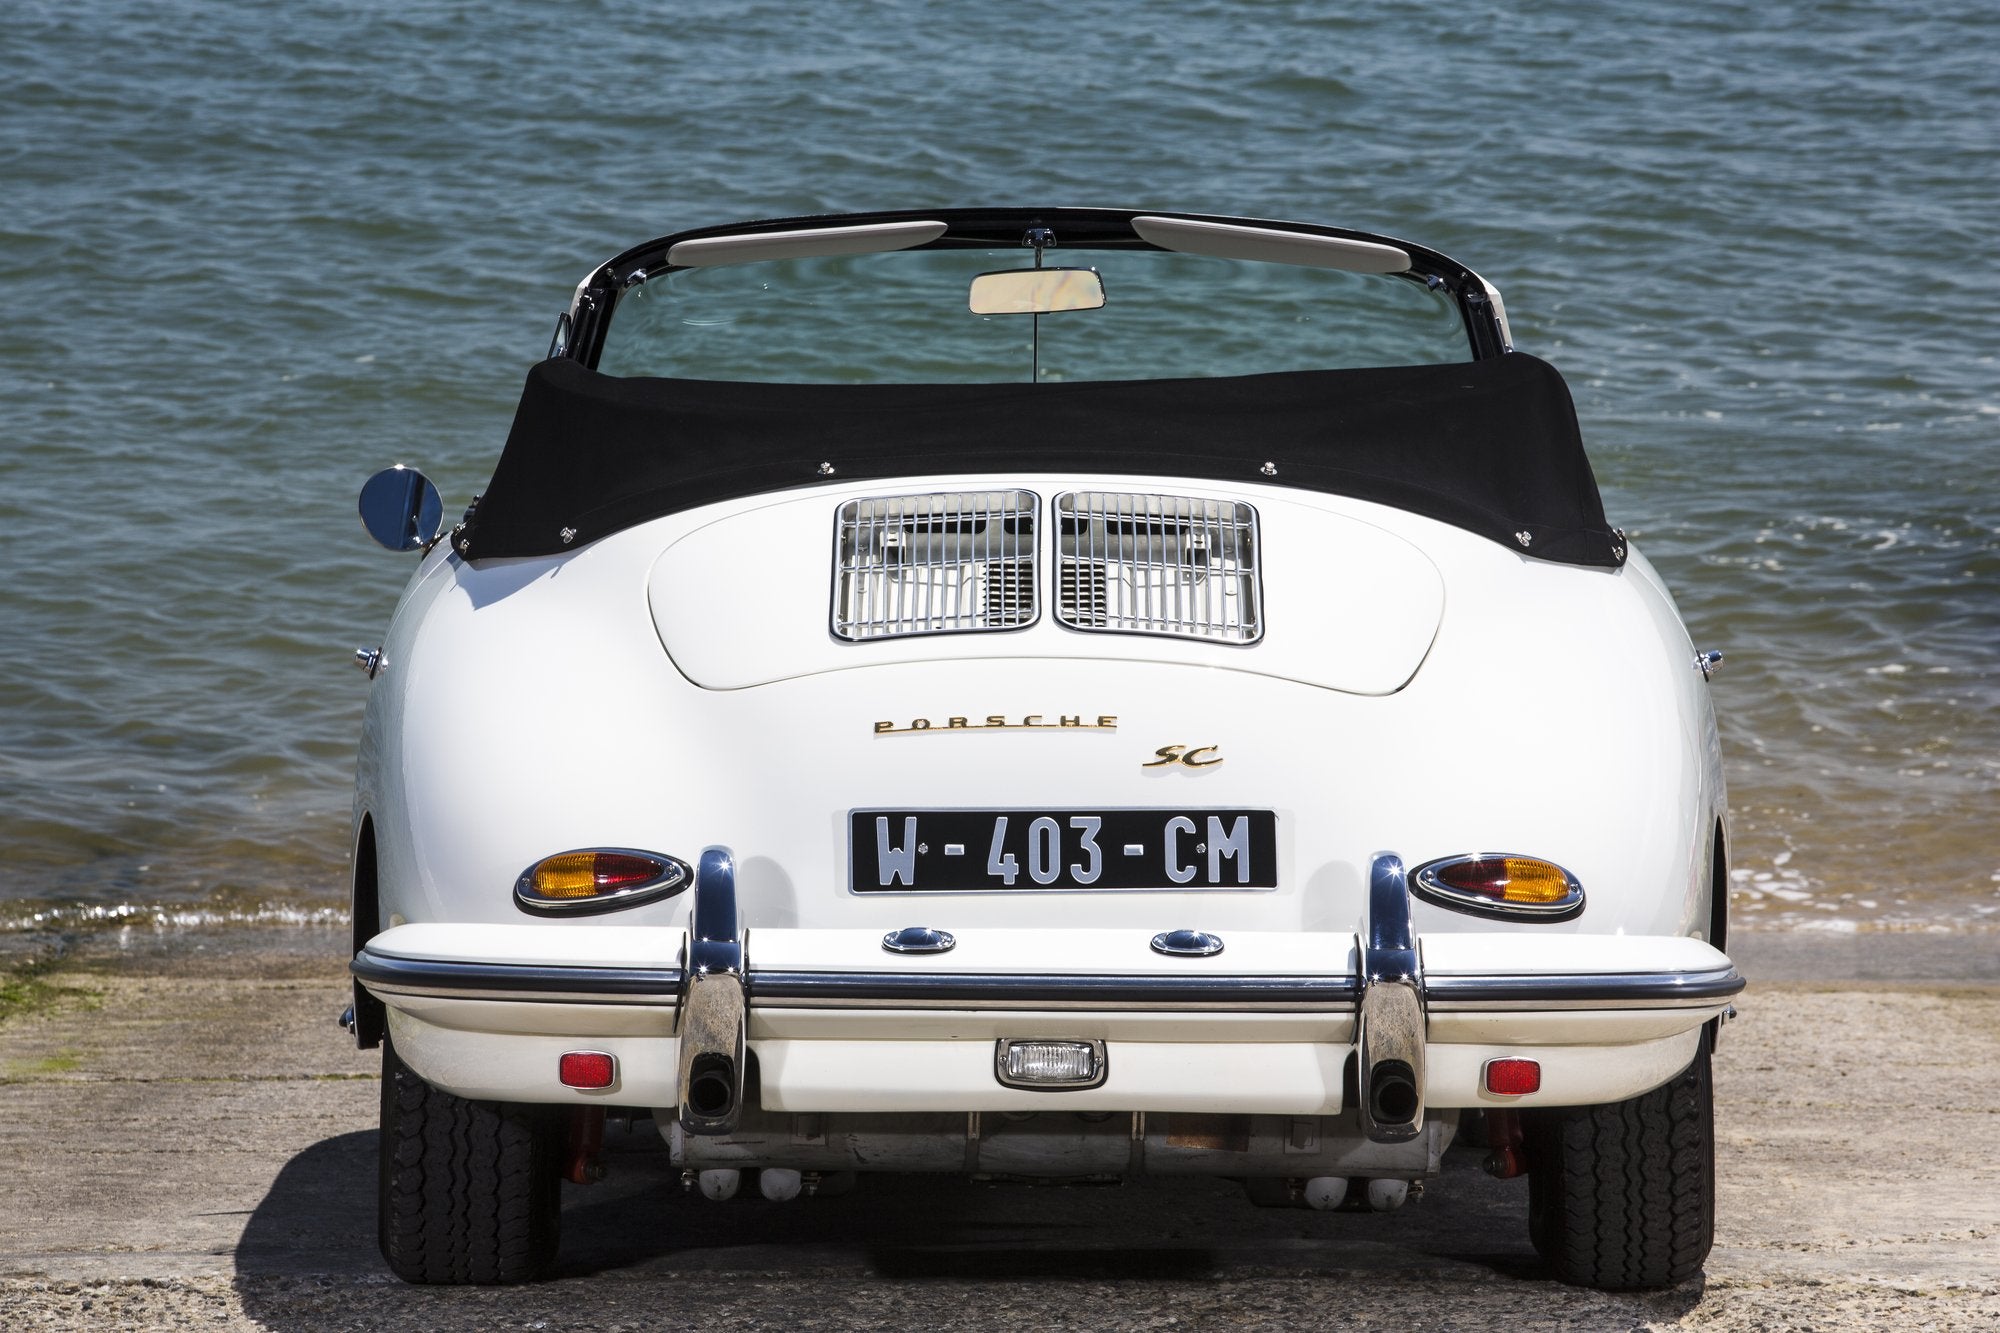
[354,849,1743,1124]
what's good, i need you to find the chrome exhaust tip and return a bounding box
[684,1050,740,1122]
[678,847,747,1137]
[1357,981,1426,1142]
[1359,854,1427,1144]
[1365,1058,1421,1128]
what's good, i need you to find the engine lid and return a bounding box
[648,479,1444,695]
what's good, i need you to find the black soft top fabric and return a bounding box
[461,352,1623,567]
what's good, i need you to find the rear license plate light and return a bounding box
[995,1039,1107,1090]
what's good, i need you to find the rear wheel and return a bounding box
[1525,1043,1714,1290]
[377,1038,563,1284]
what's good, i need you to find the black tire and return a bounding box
[1524,1043,1714,1290]
[377,1039,563,1284]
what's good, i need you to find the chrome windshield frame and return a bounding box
[562,207,1511,371]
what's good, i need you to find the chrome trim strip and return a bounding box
[351,952,683,1003]
[1427,997,1732,1013]
[1424,967,1745,1006]
[1131,215,1412,274]
[357,983,678,1006]
[353,955,1738,1013]
[751,998,1353,1014]
[747,971,1360,1009]
[666,220,948,268]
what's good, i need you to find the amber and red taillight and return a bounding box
[514,849,690,915]
[1409,854,1585,922]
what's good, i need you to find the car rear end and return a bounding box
[349,209,1736,1288]
[355,466,1735,1202]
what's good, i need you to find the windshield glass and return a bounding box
[595,247,1469,383]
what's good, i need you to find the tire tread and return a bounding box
[1526,1045,1714,1290]
[377,1042,561,1284]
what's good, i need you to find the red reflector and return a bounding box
[1484,1058,1541,1096]
[559,1052,616,1089]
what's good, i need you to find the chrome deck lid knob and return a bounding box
[1151,929,1224,957]
[882,925,956,955]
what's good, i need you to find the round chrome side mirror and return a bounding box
[358,466,445,553]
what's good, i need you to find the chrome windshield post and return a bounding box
[678,846,747,1136]
[1358,853,1426,1143]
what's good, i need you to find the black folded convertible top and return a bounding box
[459,353,1624,567]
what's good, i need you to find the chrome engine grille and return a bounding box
[832,491,1039,640]
[1055,491,1263,643]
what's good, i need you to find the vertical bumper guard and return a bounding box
[1358,852,1426,1143]
[678,846,747,1136]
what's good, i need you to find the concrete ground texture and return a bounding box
[0,928,1994,1331]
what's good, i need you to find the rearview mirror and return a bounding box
[358,465,445,553]
[969,267,1106,316]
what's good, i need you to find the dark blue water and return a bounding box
[3,0,1995,932]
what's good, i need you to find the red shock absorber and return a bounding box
[1482,1108,1526,1179]
[566,1106,606,1184]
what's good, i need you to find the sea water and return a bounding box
[2,0,1994,934]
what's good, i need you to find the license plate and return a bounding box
[850,809,1278,892]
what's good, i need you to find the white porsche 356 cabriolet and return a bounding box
[347,208,1737,1289]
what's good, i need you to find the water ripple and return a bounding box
[2,0,1996,930]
